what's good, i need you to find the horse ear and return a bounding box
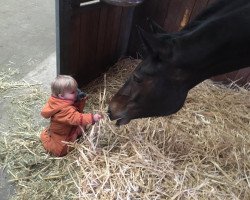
[147,18,166,34]
[137,26,174,60]
[137,26,161,55]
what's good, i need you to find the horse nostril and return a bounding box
[107,108,111,117]
[107,108,115,120]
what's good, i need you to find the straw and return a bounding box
[0,58,249,199]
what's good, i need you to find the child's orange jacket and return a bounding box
[40,96,94,156]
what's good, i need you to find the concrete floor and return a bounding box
[0,0,56,80]
[0,0,56,199]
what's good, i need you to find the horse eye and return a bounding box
[133,74,142,83]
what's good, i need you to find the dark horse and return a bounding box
[108,0,250,125]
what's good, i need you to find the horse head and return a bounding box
[108,26,193,125]
[108,0,250,125]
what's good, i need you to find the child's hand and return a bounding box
[93,114,103,122]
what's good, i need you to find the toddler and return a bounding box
[40,75,102,156]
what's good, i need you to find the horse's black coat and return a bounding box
[108,0,250,125]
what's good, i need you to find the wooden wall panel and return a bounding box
[163,0,196,32]
[95,5,109,72]
[101,6,123,68]
[152,0,172,26]
[128,0,203,56]
[66,14,81,76]
[57,1,134,86]
[207,0,218,6]
[127,0,222,57]
[76,7,101,84]
[115,7,135,58]
[189,0,209,21]
[127,0,172,57]
[127,0,249,86]
[59,0,250,86]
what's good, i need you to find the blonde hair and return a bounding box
[51,75,78,97]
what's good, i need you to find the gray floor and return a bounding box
[0,0,56,199]
[0,0,56,80]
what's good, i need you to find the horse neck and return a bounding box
[174,23,250,84]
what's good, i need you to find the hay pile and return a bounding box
[0,59,249,199]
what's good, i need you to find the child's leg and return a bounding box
[40,129,66,157]
[76,126,84,138]
[67,126,83,141]
[59,127,83,156]
[40,127,84,157]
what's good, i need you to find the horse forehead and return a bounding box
[137,59,164,75]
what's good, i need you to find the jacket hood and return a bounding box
[41,96,74,118]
